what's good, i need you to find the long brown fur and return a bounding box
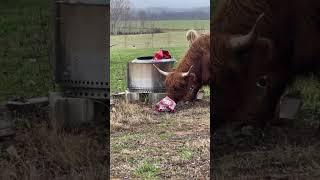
[176,33,210,78]
[211,0,320,127]
[165,33,210,102]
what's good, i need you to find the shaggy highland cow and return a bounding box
[154,33,210,103]
[211,0,320,128]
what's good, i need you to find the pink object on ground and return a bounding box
[155,96,176,113]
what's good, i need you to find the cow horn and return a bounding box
[181,65,194,77]
[153,64,170,76]
[229,13,265,51]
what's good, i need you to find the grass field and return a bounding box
[0,0,52,102]
[111,31,189,49]
[130,20,209,30]
[117,20,209,31]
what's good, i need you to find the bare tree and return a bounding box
[138,10,146,29]
[110,0,131,35]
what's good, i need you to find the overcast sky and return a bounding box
[131,0,210,9]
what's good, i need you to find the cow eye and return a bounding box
[256,76,267,88]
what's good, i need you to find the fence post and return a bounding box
[151,23,154,48]
[124,35,127,48]
[152,33,154,48]
[167,32,170,46]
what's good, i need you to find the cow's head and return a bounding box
[212,14,286,128]
[153,65,201,103]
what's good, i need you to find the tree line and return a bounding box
[110,0,210,35]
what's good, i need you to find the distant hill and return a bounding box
[130,6,210,20]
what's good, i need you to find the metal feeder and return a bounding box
[53,0,110,99]
[51,0,110,129]
[126,56,176,103]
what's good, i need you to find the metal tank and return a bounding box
[50,0,110,130]
[53,0,110,99]
[127,56,176,93]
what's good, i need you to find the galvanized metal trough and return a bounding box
[125,56,176,104]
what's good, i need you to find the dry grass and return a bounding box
[110,98,210,179]
[213,125,320,179]
[0,116,108,179]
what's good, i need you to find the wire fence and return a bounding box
[111,27,209,49]
[111,26,208,35]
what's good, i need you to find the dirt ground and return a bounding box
[110,97,210,179]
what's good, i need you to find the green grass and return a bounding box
[286,74,320,123]
[159,131,174,140]
[0,0,52,101]
[112,133,145,151]
[134,161,161,179]
[178,146,194,161]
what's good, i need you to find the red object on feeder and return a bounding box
[153,49,172,60]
